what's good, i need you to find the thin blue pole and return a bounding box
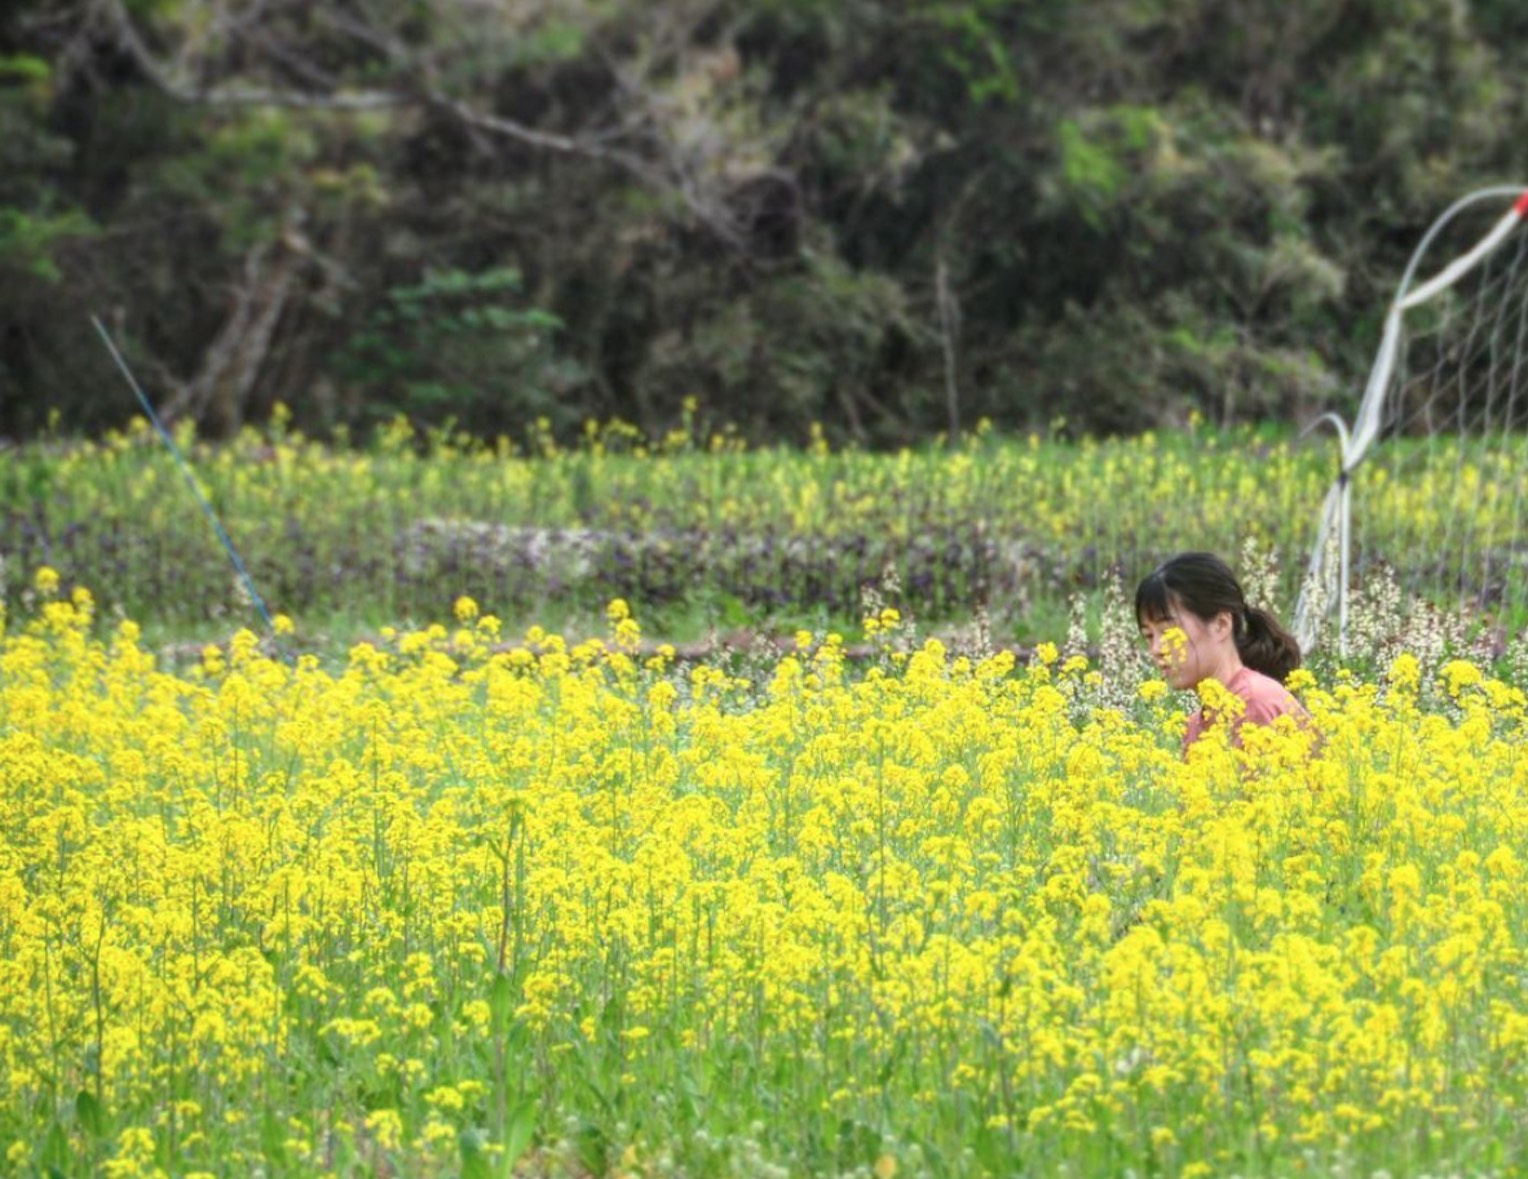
[91,315,279,636]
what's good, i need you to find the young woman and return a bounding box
[1135,551,1306,752]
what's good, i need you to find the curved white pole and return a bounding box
[1338,473,1351,657]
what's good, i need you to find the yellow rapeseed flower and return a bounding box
[0,583,1523,1175]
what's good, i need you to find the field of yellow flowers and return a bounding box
[2,573,1526,1177]
[5,413,1524,639]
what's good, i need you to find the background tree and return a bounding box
[1,0,1525,444]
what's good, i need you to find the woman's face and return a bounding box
[1139,604,1225,691]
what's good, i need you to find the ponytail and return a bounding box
[1236,605,1302,684]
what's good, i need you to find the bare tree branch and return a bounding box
[162,222,305,430]
[936,254,962,442]
[98,0,407,109]
[91,0,796,260]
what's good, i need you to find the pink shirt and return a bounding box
[1183,667,1304,753]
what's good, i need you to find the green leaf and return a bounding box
[1057,120,1126,206]
[261,1110,288,1165]
[503,1099,538,1170]
[0,54,51,82]
[42,1119,69,1168]
[459,1126,493,1179]
[75,1090,104,1137]
[571,1119,606,1176]
[973,1120,1007,1172]
[489,971,514,1030]
[521,22,586,65]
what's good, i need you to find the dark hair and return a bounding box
[1135,551,1302,684]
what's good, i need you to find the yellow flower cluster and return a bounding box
[1,595,1525,1175]
[1158,624,1188,667]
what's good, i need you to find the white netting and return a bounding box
[1295,187,1528,658]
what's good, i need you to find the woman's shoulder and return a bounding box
[1232,667,1303,721]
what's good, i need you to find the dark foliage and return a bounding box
[2,0,1525,444]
